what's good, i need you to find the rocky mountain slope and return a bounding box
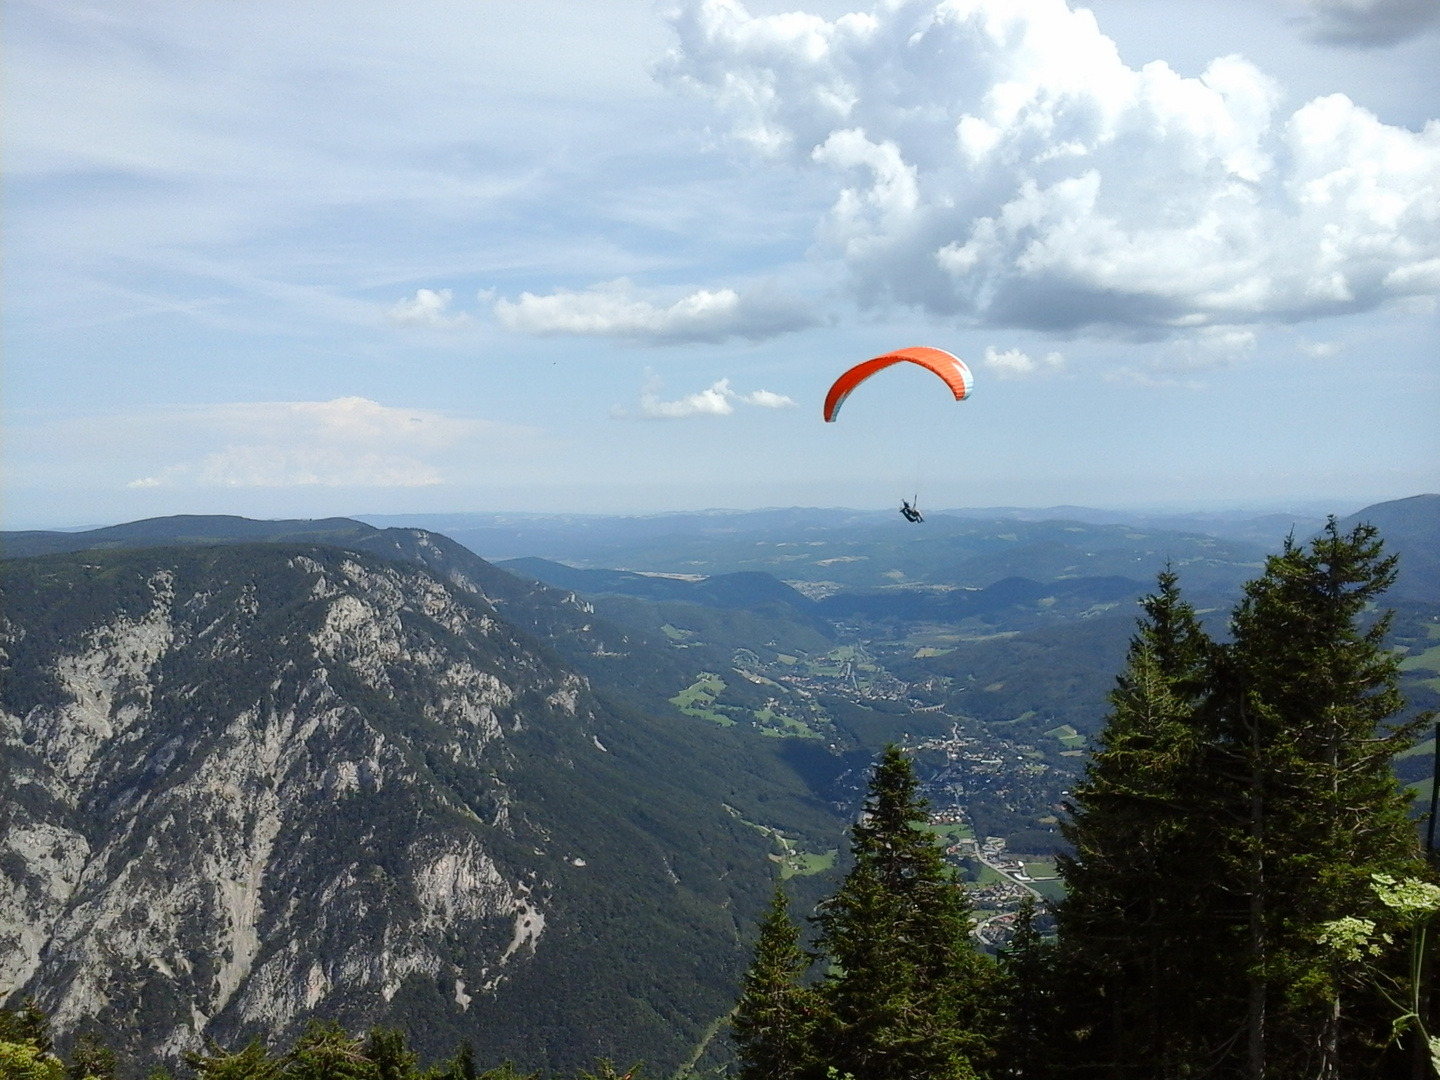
[0,540,838,1075]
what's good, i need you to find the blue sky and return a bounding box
[4,0,1438,528]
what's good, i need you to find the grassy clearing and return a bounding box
[754,706,823,739]
[926,821,975,843]
[1397,737,1436,761]
[1044,723,1086,750]
[781,849,838,879]
[669,673,734,725]
[724,804,836,879]
[1401,642,1440,674]
[974,863,1009,887]
[1030,878,1068,902]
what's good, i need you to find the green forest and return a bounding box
[5,522,1437,1080]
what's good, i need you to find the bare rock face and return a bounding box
[2,543,764,1073]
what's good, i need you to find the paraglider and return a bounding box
[823,346,972,424]
[823,347,973,524]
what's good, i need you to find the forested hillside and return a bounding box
[0,542,841,1076]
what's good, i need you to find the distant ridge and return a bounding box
[1335,494,1440,603]
[1,514,372,558]
[498,557,815,613]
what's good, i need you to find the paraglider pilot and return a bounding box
[900,500,924,524]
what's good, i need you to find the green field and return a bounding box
[1402,641,1440,692]
[669,673,734,725]
[1044,723,1086,750]
[926,821,975,843]
[780,849,838,879]
[1029,878,1068,902]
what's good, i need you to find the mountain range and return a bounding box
[3,494,1436,1075]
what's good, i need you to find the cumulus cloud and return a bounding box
[660,0,1440,337]
[615,376,798,419]
[389,288,471,329]
[492,278,818,344]
[1296,0,1440,47]
[125,397,484,488]
[981,346,1065,378]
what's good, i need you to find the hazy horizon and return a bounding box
[5,0,1437,530]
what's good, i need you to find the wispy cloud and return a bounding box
[1102,327,1257,386]
[492,278,818,344]
[1299,338,1344,358]
[614,376,797,419]
[389,288,472,329]
[121,397,491,489]
[662,0,1440,340]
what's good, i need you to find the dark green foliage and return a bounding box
[731,889,817,1080]
[571,1063,642,1080]
[1056,525,1435,1078]
[732,749,998,1080]
[0,998,55,1054]
[1054,570,1231,1074]
[814,747,997,1080]
[994,896,1055,1079]
[284,1021,376,1080]
[1215,521,1431,1077]
[185,1038,284,1080]
[66,1033,118,1080]
[361,1031,415,1080]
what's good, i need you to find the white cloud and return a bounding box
[1295,0,1440,47]
[740,388,799,409]
[492,278,818,344]
[1299,338,1344,358]
[981,346,1065,378]
[661,0,1440,337]
[124,397,485,489]
[616,376,798,419]
[389,288,472,329]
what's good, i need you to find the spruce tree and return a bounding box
[285,1021,376,1080]
[185,1038,283,1080]
[995,895,1055,1078]
[1216,520,1431,1078]
[731,887,817,1080]
[813,746,997,1080]
[1056,526,1433,1079]
[361,1030,416,1080]
[65,1033,116,1080]
[1055,571,1235,1076]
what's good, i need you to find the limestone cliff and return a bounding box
[0,542,793,1073]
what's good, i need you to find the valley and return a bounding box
[2,494,1437,1077]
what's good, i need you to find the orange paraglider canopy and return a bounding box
[823,346,973,422]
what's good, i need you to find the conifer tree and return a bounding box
[1056,526,1433,1079]
[65,1033,116,1080]
[0,999,62,1080]
[994,895,1055,1079]
[185,1037,283,1080]
[1055,571,1235,1075]
[361,1030,416,1080]
[813,746,997,1080]
[1215,520,1431,1078]
[285,1021,376,1080]
[731,887,817,1080]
